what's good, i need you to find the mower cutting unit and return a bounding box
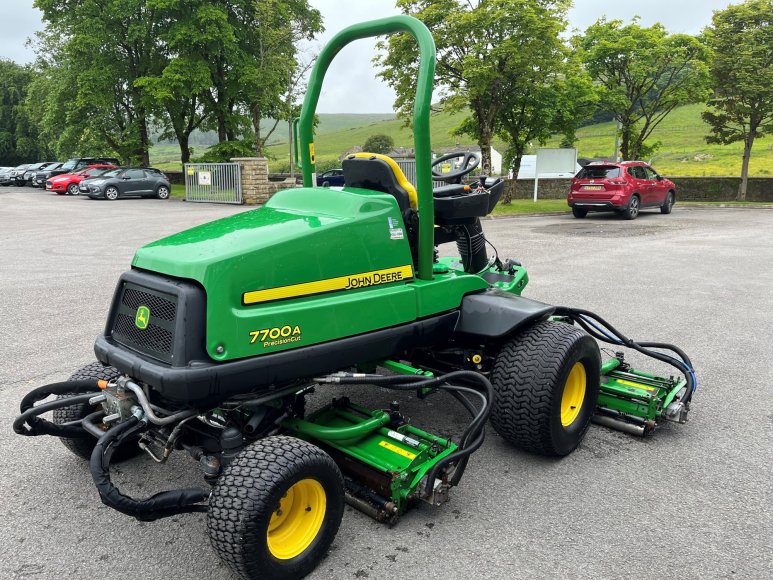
[14,16,696,580]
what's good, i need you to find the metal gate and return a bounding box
[184,163,242,204]
[394,158,445,188]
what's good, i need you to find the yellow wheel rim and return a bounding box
[267,478,326,560]
[561,362,587,427]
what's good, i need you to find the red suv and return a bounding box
[567,161,676,220]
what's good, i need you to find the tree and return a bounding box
[378,0,572,175]
[34,0,165,165]
[0,60,50,165]
[577,18,710,160]
[363,134,395,154]
[702,0,773,200]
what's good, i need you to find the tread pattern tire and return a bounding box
[490,320,600,456]
[52,362,139,461]
[208,435,344,580]
[572,207,588,218]
[661,191,674,214]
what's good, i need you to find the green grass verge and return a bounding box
[171,184,185,199]
[491,199,569,215]
[680,200,773,206]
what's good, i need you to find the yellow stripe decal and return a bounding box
[616,378,658,392]
[378,440,417,460]
[243,264,414,305]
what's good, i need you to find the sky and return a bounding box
[2,0,738,114]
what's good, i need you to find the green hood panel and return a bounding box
[132,187,419,361]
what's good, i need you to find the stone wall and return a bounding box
[502,176,773,202]
[230,157,297,205]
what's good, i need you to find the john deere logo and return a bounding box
[135,305,150,329]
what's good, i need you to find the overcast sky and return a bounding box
[2,0,737,113]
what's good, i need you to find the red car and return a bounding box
[567,161,676,220]
[46,165,117,195]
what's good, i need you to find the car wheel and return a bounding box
[67,183,80,196]
[104,186,119,200]
[661,191,674,214]
[572,207,588,219]
[623,195,640,220]
[156,185,170,199]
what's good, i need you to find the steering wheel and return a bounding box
[431,152,481,184]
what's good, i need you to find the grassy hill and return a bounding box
[153,103,773,177]
[546,104,772,177]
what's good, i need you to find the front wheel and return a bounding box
[208,435,344,580]
[67,183,80,196]
[156,185,170,199]
[661,192,674,214]
[572,207,588,218]
[104,186,119,200]
[490,320,601,456]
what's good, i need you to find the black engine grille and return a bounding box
[110,282,178,363]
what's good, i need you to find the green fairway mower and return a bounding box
[14,16,696,580]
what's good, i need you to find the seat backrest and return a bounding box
[341,153,418,211]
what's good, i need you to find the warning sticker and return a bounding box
[378,440,416,460]
[616,378,657,392]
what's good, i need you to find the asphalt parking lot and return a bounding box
[1,186,771,580]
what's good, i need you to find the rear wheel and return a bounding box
[208,436,344,580]
[661,191,674,214]
[572,207,588,218]
[490,320,600,456]
[52,362,140,461]
[105,186,119,200]
[623,195,640,220]
[156,185,170,199]
[67,183,79,196]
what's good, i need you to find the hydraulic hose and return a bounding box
[554,306,696,404]
[90,417,210,521]
[14,379,104,437]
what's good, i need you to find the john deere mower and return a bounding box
[14,16,696,580]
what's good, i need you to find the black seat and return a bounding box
[342,153,418,212]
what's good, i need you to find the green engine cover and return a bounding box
[132,186,487,362]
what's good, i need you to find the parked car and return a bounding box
[8,164,31,185]
[20,162,59,186]
[47,157,121,179]
[0,167,13,186]
[46,165,118,195]
[316,168,345,187]
[32,162,65,188]
[79,167,171,200]
[567,161,676,220]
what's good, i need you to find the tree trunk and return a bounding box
[620,123,632,161]
[737,135,754,201]
[478,135,492,176]
[501,152,523,205]
[217,113,227,143]
[252,105,263,157]
[179,133,191,165]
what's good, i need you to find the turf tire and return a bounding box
[208,435,344,580]
[490,320,601,456]
[52,362,140,461]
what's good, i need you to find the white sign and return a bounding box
[198,171,212,186]
[534,148,577,201]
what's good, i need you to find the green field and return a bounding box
[152,103,773,177]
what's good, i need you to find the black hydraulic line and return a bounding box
[554,306,696,404]
[90,417,210,521]
[81,410,107,439]
[14,388,101,438]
